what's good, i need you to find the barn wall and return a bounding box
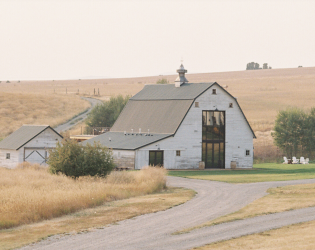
[136,84,253,169]
[112,150,135,169]
[0,149,20,169]
[21,128,62,166]
[23,128,62,149]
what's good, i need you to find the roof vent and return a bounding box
[175,64,188,87]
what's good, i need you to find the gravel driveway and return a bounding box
[54,97,103,133]
[21,177,315,250]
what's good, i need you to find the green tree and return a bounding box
[272,108,306,158]
[302,108,315,158]
[48,139,114,178]
[246,62,262,70]
[85,95,130,127]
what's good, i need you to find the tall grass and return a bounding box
[0,164,166,230]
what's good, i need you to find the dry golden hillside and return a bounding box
[2,67,314,131]
[0,93,90,138]
[1,67,315,160]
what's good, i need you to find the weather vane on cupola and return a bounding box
[175,60,188,87]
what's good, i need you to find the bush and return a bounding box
[156,78,169,84]
[85,95,130,127]
[48,139,114,178]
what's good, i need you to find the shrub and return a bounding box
[156,78,169,84]
[48,139,114,178]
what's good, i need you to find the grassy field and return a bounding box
[0,164,167,230]
[196,220,315,250]
[168,163,315,183]
[0,188,194,250]
[0,92,90,138]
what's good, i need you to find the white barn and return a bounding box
[84,65,256,169]
[0,125,63,169]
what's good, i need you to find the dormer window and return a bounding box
[212,89,216,95]
[195,102,199,107]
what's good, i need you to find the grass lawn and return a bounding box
[168,163,315,183]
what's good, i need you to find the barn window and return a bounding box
[212,89,216,94]
[6,153,10,159]
[229,103,233,108]
[195,102,199,107]
[246,150,250,156]
[176,150,180,156]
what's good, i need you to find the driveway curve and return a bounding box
[21,177,315,250]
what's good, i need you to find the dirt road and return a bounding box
[21,177,315,250]
[54,97,103,133]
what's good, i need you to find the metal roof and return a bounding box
[0,125,62,150]
[131,82,215,100]
[82,132,172,150]
[115,82,255,138]
[111,99,194,134]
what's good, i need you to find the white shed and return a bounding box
[84,65,256,169]
[0,125,63,169]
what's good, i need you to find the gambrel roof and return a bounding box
[0,125,62,150]
[111,82,255,138]
[131,82,214,100]
[111,83,215,134]
[85,82,255,150]
[111,100,193,134]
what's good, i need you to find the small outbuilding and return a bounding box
[84,65,256,169]
[0,125,63,169]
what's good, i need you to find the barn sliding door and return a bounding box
[202,111,225,168]
[24,147,50,165]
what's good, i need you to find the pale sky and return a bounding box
[0,0,314,80]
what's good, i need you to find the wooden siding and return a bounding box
[135,85,253,169]
[0,127,62,169]
[112,150,135,169]
[0,149,19,169]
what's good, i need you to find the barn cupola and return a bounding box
[175,64,188,87]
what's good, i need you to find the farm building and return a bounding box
[0,125,63,169]
[83,65,256,169]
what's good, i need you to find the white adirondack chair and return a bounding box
[283,157,289,164]
[300,157,306,164]
[292,157,299,164]
[305,158,310,164]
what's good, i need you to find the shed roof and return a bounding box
[131,82,214,100]
[82,132,172,150]
[0,125,62,150]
